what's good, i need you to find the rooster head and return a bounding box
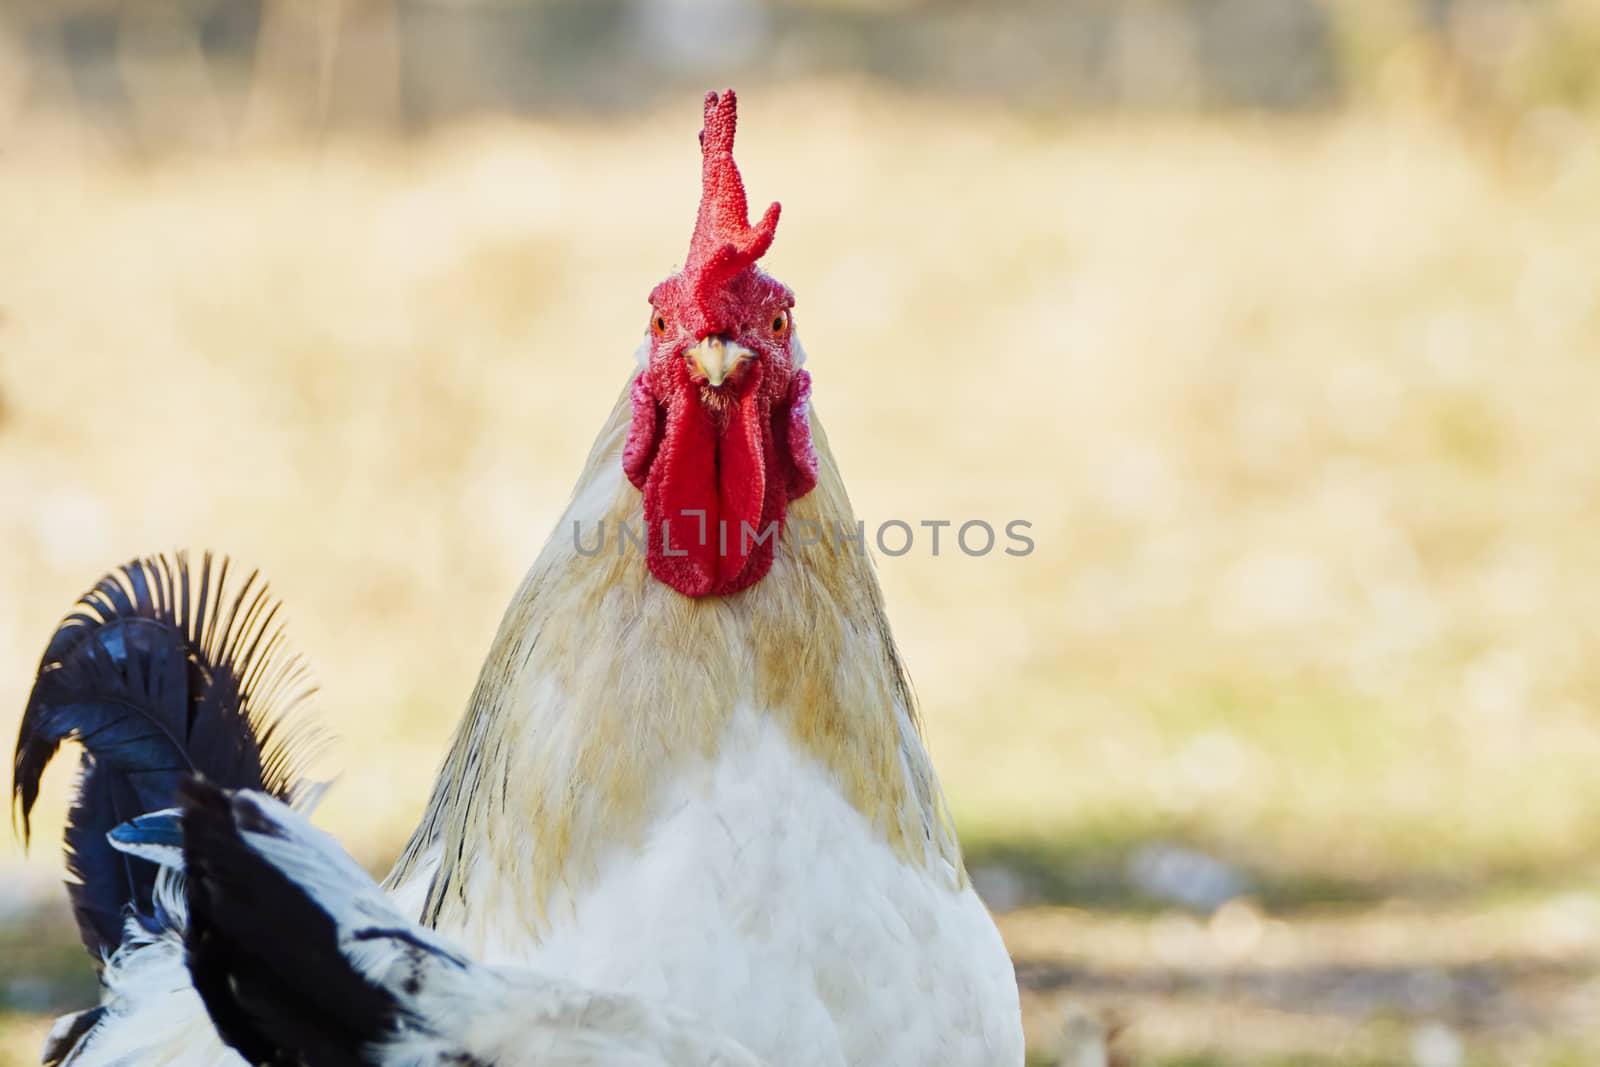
[624,90,819,598]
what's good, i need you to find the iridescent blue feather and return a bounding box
[11,552,320,961]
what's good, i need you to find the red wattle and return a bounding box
[625,367,816,598]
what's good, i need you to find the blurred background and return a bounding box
[3,1,1600,1064]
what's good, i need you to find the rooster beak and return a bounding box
[686,336,751,388]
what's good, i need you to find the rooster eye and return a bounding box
[652,314,668,336]
[770,311,789,334]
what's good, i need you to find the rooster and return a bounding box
[14,90,1024,1066]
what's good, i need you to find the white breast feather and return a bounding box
[470,707,1022,1067]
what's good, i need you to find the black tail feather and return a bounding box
[41,1006,107,1067]
[181,780,402,1067]
[11,552,322,959]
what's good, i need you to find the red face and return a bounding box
[645,268,795,415]
[621,91,818,598]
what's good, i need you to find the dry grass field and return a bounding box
[3,84,1600,1065]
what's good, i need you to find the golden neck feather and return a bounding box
[387,375,962,944]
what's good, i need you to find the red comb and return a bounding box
[685,90,781,321]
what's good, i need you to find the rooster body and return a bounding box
[499,709,1016,1066]
[387,394,1021,1066]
